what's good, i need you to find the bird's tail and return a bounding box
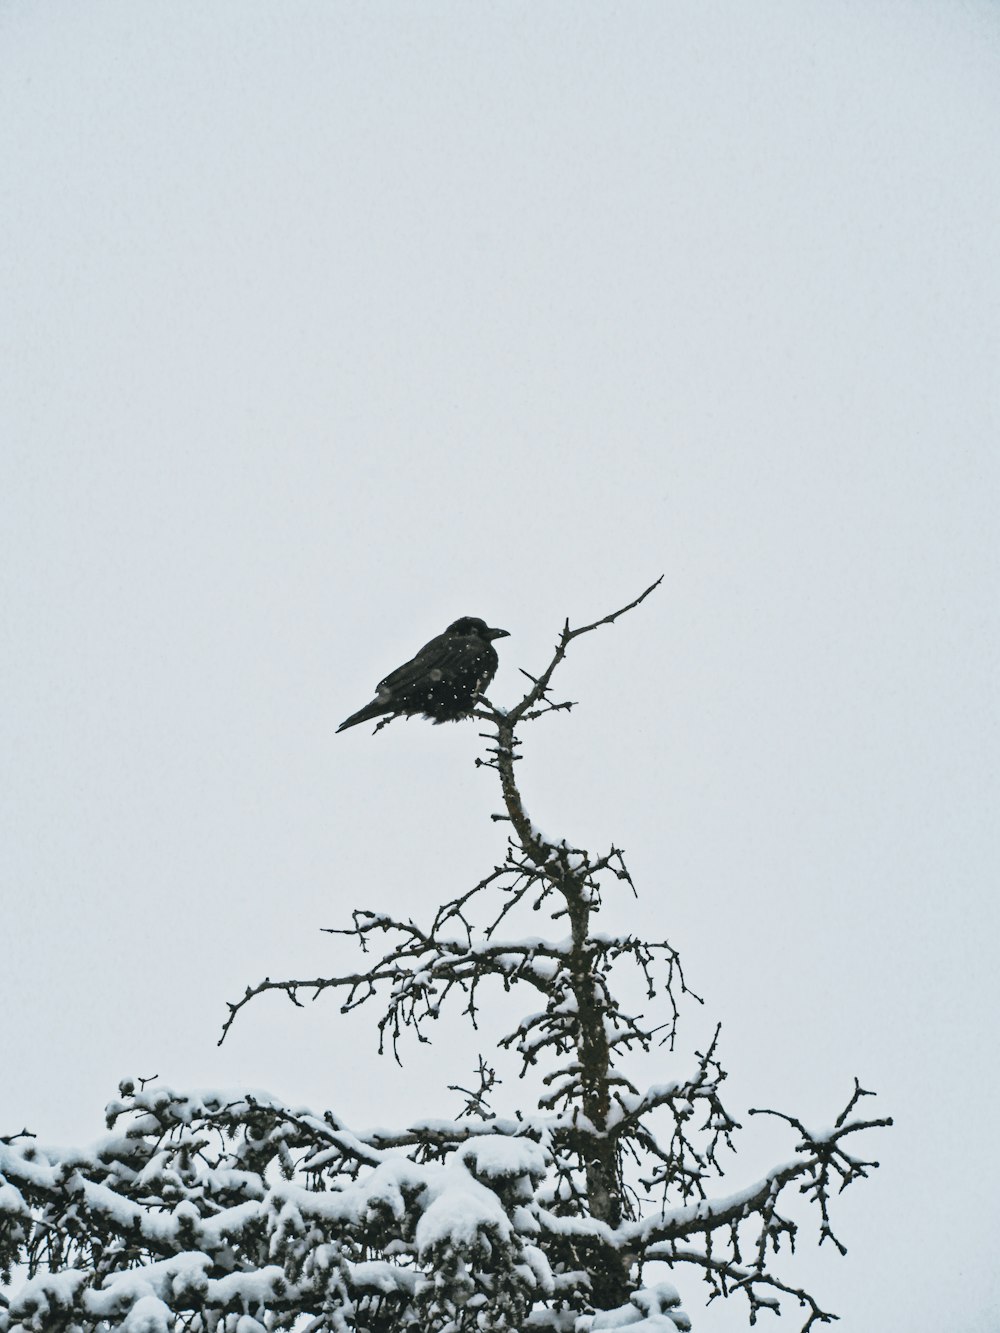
[336,699,393,733]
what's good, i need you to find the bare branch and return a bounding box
[496,575,664,726]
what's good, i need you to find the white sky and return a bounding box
[1,3,998,1329]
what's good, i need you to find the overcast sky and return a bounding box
[2,3,999,1330]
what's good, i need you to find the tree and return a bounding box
[0,580,890,1333]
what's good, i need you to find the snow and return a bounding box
[519,1244,555,1297]
[0,1182,27,1216]
[120,1295,172,1333]
[631,1283,683,1314]
[459,1135,549,1187]
[415,1172,513,1257]
[630,1160,801,1245]
[585,1284,690,1332]
[346,1260,419,1296]
[208,1266,288,1305]
[235,1318,268,1333]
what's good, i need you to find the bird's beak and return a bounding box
[489,627,510,639]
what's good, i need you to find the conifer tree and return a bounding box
[0,581,890,1332]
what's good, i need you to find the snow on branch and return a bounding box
[0,1076,886,1333]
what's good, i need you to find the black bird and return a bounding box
[337,616,510,733]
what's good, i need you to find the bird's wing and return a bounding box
[377,634,482,694]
